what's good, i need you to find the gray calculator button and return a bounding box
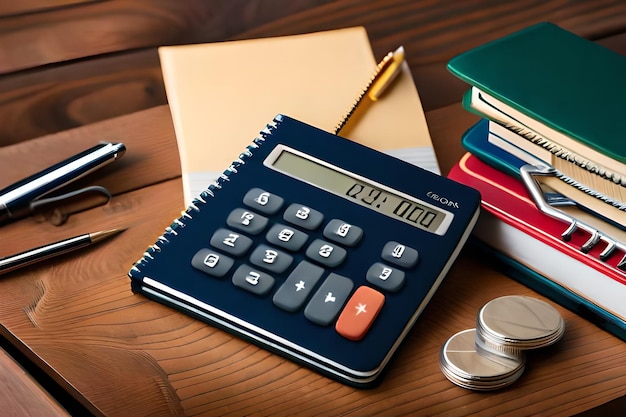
[366,262,405,292]
[232,265,275,296]
[249,244,293,273]
[226,208,268,235]
[265,224,308,252]
[243,188,284,215]
[304,273,354,326]
[323,220,363,247]
[283,204,324,230]
[305,239,347,267]
[381,241,419,268]
[191,248,234,278]
[210,229,253,256]
[273,261,324,312]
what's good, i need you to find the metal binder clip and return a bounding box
[520,164,626,270]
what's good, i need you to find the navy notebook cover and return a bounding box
[129,114,480,387]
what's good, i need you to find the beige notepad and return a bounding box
[159,27,438,206]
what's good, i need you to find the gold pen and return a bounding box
[0,229,124,275]
[335,46,406,136]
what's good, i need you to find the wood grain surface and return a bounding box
[2,0,626,147]
[1,102,626,416]
[1,1,625,416]
[0,0,333,146]
[0,346,68,416]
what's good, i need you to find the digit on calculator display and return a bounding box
[264,145,454,235]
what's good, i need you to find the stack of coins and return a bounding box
[439,295,565,391]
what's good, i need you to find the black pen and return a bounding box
[0,229,124,275]
[0,142,126,224]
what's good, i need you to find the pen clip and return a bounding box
[30,185,112,226]
[0,142,125,225]
[520,164,626,270]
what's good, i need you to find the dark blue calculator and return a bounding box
[129,115,481,387]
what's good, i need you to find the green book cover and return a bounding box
[447,22,626,165]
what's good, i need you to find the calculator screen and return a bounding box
[265,145,452,235]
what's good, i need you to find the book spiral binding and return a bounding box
[506,122,626,188]
[554,172,626,212]
[129,116,282,276]
[521,164,626,271]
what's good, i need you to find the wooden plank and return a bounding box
[235,0,626,112]
[0,0,624,147]
[0,0,334,74]
[0,1,335,146]
[0,0,210,74]
[0,50,165,147]
[0,345,68,416]
[0,0,98,18]
[0,101,625,416]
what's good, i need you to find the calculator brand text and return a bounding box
[426,191,460,209]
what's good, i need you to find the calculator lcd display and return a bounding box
[266,146,451,235]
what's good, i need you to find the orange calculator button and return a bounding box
[335,286,385,341]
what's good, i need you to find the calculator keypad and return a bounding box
[250,245,293,274]
[243,188,284,214]
[227,209,268,235]
[232,265,275,296]
[273,261,324,312]
[323,220,363,247]
[265,224,308,251]
[191,249,234,278]
[336,286,385,341]
[366,263,405,292]
[191,188,421,341]
[304,273,354,326]
[283,204,324,230]
[210,228,253,256]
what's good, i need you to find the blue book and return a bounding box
[461,119,570,204]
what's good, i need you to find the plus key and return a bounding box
[335,286,385,341]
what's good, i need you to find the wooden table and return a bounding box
[1,1,625,416]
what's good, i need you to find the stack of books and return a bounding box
[445,22,626,340]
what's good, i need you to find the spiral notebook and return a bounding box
[128,114,480,387]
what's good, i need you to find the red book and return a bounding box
[449,153,626,337]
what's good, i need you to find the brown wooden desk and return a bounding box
[1,1,626,416]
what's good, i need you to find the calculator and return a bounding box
[129,115,481,387]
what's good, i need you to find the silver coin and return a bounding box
[440,328,525,391]
[477,295,565,350]
[475,325,525,361]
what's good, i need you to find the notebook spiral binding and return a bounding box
[129,116,282,275]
